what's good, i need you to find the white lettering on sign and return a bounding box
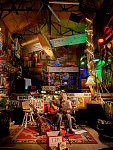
[17,96,32,100]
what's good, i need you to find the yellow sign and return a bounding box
[77,97,84,107]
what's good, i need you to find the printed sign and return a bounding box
[71,98,77,106]
[77,97,84,108]
[42,86,56,91]
[49,136,62,147]
[67,93,91,97]
[17,95,32,100]
[30,98,44,114]
[48,66,79,72]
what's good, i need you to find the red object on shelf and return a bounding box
[31,86,36,89]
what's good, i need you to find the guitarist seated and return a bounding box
[50,91,74,134]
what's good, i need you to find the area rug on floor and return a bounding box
[2,125,97,144]
[98,148,113,150]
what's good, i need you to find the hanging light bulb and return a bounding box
[85,75,96,86]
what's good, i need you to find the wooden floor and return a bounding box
[0,124,113,150]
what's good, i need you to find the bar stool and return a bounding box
[22,101,35,128]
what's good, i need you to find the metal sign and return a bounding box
[48,66,79,72]
[17,95,32,100]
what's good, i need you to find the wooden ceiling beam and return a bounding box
[38,33,55,60]
[49,1,80,5]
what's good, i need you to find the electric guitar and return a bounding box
[29,103,51,133]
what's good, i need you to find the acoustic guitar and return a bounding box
[29,103,51,133]
[49,103,59,114]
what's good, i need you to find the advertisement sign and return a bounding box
[71,98,77,107]
[67,93,91,108]
[42,86,56,91]
[47,131,62,148]
[48,66,79,72]
[17,95,32,100]
[77,97,84,108]
[49,136,62,147]
[30,98,44,114]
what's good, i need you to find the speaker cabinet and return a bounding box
[87,103,106,126]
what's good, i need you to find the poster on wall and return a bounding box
[71,98,77,107]
[30,98,44,114]
[67,93,91,108]
[77,97,84,108]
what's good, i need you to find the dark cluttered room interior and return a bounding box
[0,0,113,150]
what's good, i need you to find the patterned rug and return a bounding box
[1,125,97,144]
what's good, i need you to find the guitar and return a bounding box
[29,103,51,133]
[49,103,59,114]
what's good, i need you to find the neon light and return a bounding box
[54,63,60,66]
[37,63,43,65]
[93,59,99,62]
[80,68,84,70]
[111,38,113,45]
[34,52,38,57]
[81,61,85,65]
[105,31,113,41]
[108,58,111,62]
[25,85,28,90]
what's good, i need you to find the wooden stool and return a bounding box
[22,101,35,128]
[22,110,35,128]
